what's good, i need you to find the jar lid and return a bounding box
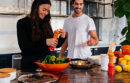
[0,73,10,78]
[0,68,16,73]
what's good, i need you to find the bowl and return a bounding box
[122,45,130,55]
[87,55,101,65]
[35,58,70,73]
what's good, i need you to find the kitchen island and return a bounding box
[11,65,130,83]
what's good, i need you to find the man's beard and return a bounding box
[74,8,81,14]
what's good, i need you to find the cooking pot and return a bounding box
[70,59,93,69]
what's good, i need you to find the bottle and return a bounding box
[108,52,114,75]
[48,30,60,51]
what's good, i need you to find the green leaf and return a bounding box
[114,0,126,8]
[114,1,119,8]
[115,7,125,17]
[120,40,130,45]
[123,3,130,12]
[121,27,128,36]
[126,32,130,41]
[129,27,130,31]
[126,12,130,22]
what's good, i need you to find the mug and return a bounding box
[101,54,109,71]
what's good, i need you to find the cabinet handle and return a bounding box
[95,48,98,51]
[57,50,60,53]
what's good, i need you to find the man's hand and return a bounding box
[87,30,98,46]
[59,29,66,38]
[87,38,97,46]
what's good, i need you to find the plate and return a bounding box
[18,72,59,83]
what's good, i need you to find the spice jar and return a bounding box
[0,73,10,83]
[0,68,16,80]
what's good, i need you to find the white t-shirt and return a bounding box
[63,14,96,59]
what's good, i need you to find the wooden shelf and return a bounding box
[85,0,113,5]
[0,13,25,15]
[91,16,113,19]
[51,14,68,17]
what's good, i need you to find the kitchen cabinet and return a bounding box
[51,50,68,57]
[92,46,121,55]
[0,53,18,68]
[50,0,69,17]
[0,46,121,68]
[93,47,108,55]
[0,0,26,15]
[68,0,114,19]
[85,0,114,19]
[0,0,69,17]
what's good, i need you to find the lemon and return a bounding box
[120,59,127,65]
[123,65,129,71]
[124,55,130,60]
[127,61,130,65]
[119,58,124,63]
[128,66,130,72]
[115,65,122,72]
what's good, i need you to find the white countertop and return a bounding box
[0,44,121,54]
[0,48,21,54]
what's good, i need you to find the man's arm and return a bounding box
[87,30,98,46]
[59,33,68,58]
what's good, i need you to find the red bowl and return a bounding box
[122,45,130,55]
[35,58,70,73]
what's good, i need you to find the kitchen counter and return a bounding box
[0,48,21,54]
[11,65,130,83]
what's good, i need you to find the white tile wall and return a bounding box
[0,15,126,53]
[51,17,66,31]
[0,15,66,53]
[0,0,127,53]
[0,15,24,51]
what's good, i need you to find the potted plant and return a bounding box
[114,0,130,54]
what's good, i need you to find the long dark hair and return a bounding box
[29,0,53,41]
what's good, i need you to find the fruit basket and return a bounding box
[115,55,130,72]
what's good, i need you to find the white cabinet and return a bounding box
[50,0,68,17]
[85,0,114,19]
[0,0,26,15]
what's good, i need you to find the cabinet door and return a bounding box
[115,46,121,51]
[0,54,12,68]
[50,0,68,16]
[93,47,108,55]
[56,50,68,57]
